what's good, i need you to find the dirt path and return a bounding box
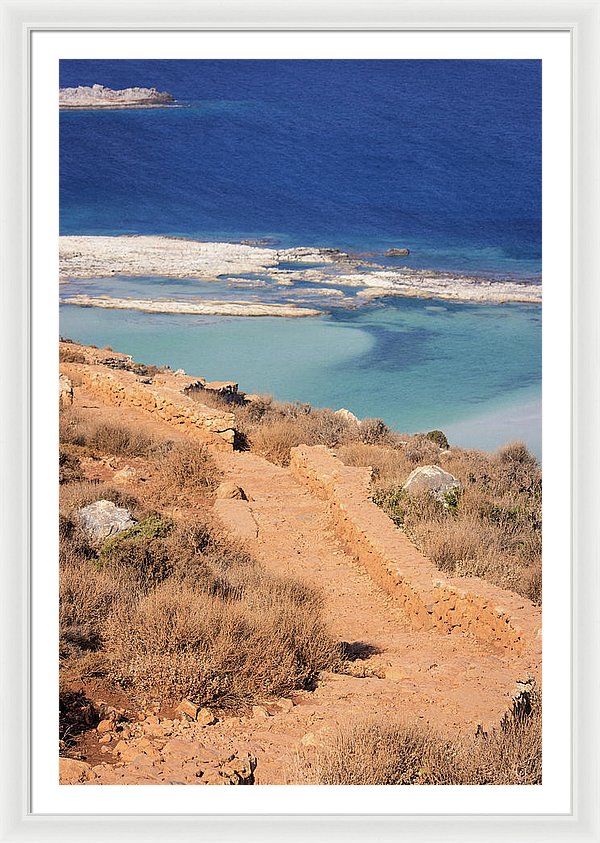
[64,382,535,785]
[209,451,528,779]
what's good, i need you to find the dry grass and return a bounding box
[59,407,159,457]
[149,440,221,503]
[338,438,542,603]
[59,346,86,364]
[60,513,341,708]
[189,390,398,466]
[297,692,541,785]
[59,405,221,505]
[59,404,340,709]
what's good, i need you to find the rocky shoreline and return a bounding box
[59,85,175,110]
[59,235,542,307]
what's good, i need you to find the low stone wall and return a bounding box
[290,445,541,666]
[70,365,235,451]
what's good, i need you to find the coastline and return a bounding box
[59,235,542,307]
[59,296,541,457]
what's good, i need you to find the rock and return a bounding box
[215,482,248,501]
[59,757,97,784]
[300,732,317,747]
[175,699,199,721]
[219,753,256,784]
[99,733,113,745]
[289,693,312,707]
[96,718,113,734]
[264,699,293,715]
[335,408,359,425]
[59,84,175,109]
[113,737,160,762]
[77,500,136,542]
[403,465,461,502]
[160,737,199,765]
[200,754,256,785]
[112,465,136,484]
[201,768,231,785]
[59,374,74,406]
[384,247,410,257]
[196,707,216,726]
[252,705,269,719]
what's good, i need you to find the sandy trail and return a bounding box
[65,385,533,785]
[209,451,527,775]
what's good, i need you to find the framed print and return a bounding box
[1,1,599,841]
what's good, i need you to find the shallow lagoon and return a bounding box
[60,294,541,458]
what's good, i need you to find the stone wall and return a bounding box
[290,445,541,667]
[68,365,235,451]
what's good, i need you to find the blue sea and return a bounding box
[59,60,542,456]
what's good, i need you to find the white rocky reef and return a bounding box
[59,235,542,309]
[59,84,175,109]
[59,294,322,318]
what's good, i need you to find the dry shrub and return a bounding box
[102,568,340,708]
[298,719,461,785]
[59,347,86,364]
[149,440,221,502]
[186,389,401,465]
[236,404,360,466]
[59,448,84,484]
[59,689,99,746]
[59,407,87,447]
[59,505,340,709]
[357,418,395,446]
[60,561,132,657]
[404,434,441,465]
[59,406,158,457]
[468,693,542,785]
[86,422,158,457]
[297,693,541,785]
[97,514,175,587]
[337,438,542,604]
[337,442,414,493]
[242,400,361,465]
[247,418,309,466]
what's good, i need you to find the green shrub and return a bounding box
[443,486,462,514]
[425,429,449,450]
[98,515,175,585]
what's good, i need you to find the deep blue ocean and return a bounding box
[60,59,541,277]
[59,60,542,455]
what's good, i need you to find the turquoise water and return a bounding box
[59,60,542,457]
[59,296,541,457]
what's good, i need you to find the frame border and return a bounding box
[1,2,598,841]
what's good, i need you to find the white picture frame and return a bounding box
[1,1,599,840]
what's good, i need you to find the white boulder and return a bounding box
[403,465,461,502]
[78,500,136,542]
